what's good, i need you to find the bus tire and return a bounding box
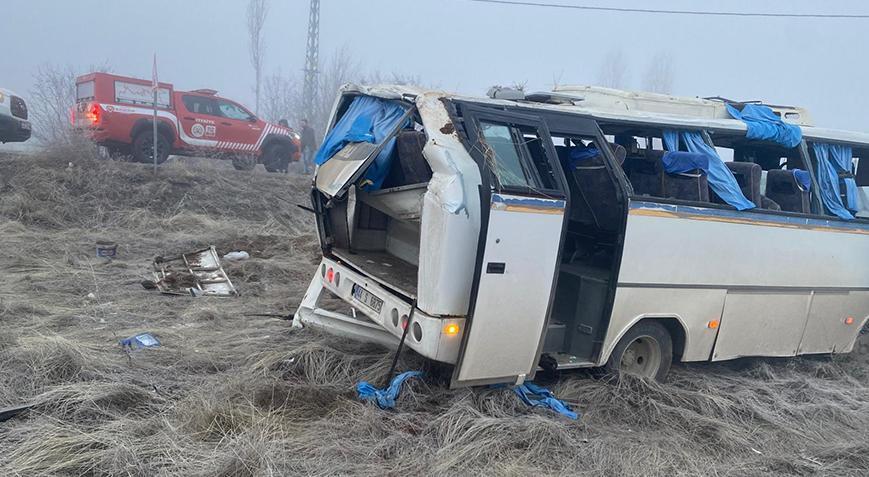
[604,321,672,381]
[262,142,289,173]
[131,131,170,165]
[231,155,257,171]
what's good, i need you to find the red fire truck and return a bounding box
[72,72,300,172]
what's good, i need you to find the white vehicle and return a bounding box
[294,84,869,387]
[0,88,31,143]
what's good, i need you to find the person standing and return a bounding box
[300,119,317,174]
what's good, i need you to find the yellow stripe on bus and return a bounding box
[629,208,869,235]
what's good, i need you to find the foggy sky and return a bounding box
[4,0,869,131]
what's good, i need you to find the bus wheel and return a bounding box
[605,321,672,381]
[132,131,170,165]
[232,155,257,171]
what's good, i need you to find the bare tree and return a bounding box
[261,72,301,124]
[247,0,268,115]
[260,46,426,137]
[29,62,110,145]
[642,52,675,94]
[597,49,629,89]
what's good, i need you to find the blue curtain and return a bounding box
[314,95,409,190]
[726,103,802,148]
[813,143,855,220]
[663,130,756,210]
[829,144,859,213]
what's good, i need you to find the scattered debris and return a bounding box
[0,403,34,423]
[222,250,250,261]
[119,332,161,350]
[96,241,117,258]
[148,246,238,297]
[356,371,423,409]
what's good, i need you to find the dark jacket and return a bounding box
[301,125,317,151]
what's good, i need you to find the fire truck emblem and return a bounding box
[191,123,206,138]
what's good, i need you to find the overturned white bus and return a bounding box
[293,84,869,387]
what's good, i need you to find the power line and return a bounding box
[468,0,869,19]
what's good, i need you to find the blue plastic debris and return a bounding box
[356,371,423,409]
[513,382,579,420]
[119,333,161,351]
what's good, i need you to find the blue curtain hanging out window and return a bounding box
[812,143,855,220]
[663,130,756,210]
[725,103,802,149]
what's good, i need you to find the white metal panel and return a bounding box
[619,208,869,289]
[602,287,726,364]
[799,291,869,354]
[713,291,811,360]
[455,194,564,383]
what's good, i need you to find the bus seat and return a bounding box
[761,196,781,211]
[766,169,811,213]
[622,154,663,197]
[608,143,627,166]
[715,162,761,205]
[395,130,432,184]
[567,147,622,230]
[666,170,710,202]
[623,151,709,202]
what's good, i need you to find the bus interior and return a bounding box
[321,107,432,299]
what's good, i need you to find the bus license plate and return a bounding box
[352,284,383,313]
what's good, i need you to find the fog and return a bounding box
[4,0,869,130]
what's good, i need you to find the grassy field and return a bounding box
[0,147,867,476]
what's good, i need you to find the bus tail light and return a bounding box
[444,323,460,335]
[326,267,334,283]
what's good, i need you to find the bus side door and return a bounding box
[452,106,569,387]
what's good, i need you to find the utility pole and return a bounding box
[302,0,320,123]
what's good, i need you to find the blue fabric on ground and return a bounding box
[793,169,812,191]
[663,130,756,210]
[661,151,709,174]
[313,95,409,190]
[567,146,600,166]
[813,143,855,220]
[356,371,423,409]
[725,103,803,148]
[513,382,579,420]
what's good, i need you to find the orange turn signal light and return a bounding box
[707,320,719,329]
[845,316,854,325]
[444,324,460,335]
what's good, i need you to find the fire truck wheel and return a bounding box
[132,131,170,165]
[262,143,290,173]
[231,155,257,171]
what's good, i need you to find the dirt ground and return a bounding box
[0,146,867,476]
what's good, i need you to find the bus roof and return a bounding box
[344,83,869,148]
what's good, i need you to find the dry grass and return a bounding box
[0,147,867,476]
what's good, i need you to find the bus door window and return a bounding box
[478,121,560,194]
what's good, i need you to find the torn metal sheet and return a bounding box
[152,246,238,297]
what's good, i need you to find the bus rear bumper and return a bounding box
[292,257,465,364]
